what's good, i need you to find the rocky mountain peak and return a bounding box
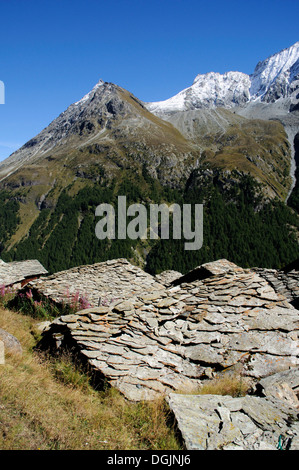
[0,80,151,180]
[250,41,299,102]
[73,78,105,106]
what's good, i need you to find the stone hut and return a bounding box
[38,258,299,402]
[27,258,165,308]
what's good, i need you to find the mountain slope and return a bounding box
[0,81,202,252]
[0,81,197,186]
[145,107,292,199]
[145,42,299,200]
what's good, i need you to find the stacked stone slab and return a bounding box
[28,258,165,307]
[0,259,47,288]
[253,267,299,307]
[167,386,299,450]
[39,258,299,402]
[155,270,182,286]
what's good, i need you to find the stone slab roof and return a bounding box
[171,259,242,285]
[0,259,48,287]
[253,267,299,307]
[39,259,299,401]
[29,258,165,307]
[155,270,182,286]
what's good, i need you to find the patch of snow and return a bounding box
[146,42,299,114]
[74,79,105,106]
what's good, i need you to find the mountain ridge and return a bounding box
[1,41,298,187]
[146,41,299,114]
[0,81,198,187]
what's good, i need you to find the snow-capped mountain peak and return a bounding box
[250,41,299,101]
[191,71,251,104]
[146,71,251,114]
[146,42,299,114]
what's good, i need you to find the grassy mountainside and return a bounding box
[163,108,292,200]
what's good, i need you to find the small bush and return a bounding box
[8,287,92,320]
[11,289,61,320]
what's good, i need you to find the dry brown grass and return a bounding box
[198,374,250,397]
[175,372,251,398]
[0,307,180,450]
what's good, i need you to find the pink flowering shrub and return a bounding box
[12,288,60,319]
[2,284,92,320]
[26,289,33,299]
[61,288,91,314]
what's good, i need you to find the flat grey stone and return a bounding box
[166,393,299,450]
[0,328,22,355]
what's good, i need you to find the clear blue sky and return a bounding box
[0,0,298,161]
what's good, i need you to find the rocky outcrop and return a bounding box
[253,267,299,307]
[255,367,299,409]
[166,368,299,450]
[167,385,299,450]
[38,259,299,402]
